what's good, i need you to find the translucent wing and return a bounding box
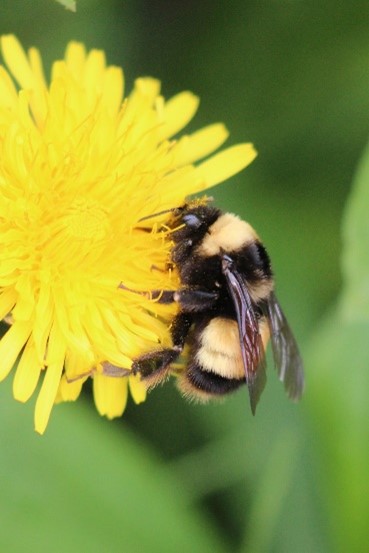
[266,292,304,400]
[222,255,267,414]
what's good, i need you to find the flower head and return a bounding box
[0,35,256,433]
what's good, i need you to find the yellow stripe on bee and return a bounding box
[196,317,244,379]
[197,213,258,257]
[196,316,271,380]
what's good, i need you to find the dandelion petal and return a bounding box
[161,91,200,138]
[129,374,147,404]
[13,339,42,402]
[174,123,229,166]
[1,35,32,86]
[0,322,32,381]
[195,143,257,189]
[93,373,128,419]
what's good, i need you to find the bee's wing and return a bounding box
[265,292,304,400]
[222,256,266,414]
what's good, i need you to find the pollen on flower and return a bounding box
[0,34,257,434]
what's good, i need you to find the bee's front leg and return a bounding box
[119,283,218,310]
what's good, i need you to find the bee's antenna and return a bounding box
[138,197,214,223]
[138,207,177,223]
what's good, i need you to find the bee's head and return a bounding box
[168,201,221,243]
[137,197,220,245]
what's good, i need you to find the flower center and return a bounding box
[62,198,109,241]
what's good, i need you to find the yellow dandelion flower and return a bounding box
[0,35,257,434]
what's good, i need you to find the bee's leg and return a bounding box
[119,281,219,310]
[132,311,193,388]
[65,369,95,383]
[173,288,219,311]
[149,262,174,273]
[152,288,219,308]
[100,363,131,378]
[65,363,131,382]
[140,288,219,307]
[119,282,176,304]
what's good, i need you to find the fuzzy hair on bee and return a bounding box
[104,198,304,414]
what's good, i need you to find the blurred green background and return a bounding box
[1,1,369,551]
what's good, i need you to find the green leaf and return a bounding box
[54,0,76,11]
[0,379,226,553]
[307,312,369,553]
[240,429,299,553]
[341,140,369,320]
[305,140,369,552]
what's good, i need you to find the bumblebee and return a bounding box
[105,199,304,414]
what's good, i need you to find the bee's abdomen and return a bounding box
[178,364,245,400]
[176,317,246,401]
[196,317,245,379]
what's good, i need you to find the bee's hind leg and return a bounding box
[101,363,131,377]
[100,306,195,389]
[132,312,193,388]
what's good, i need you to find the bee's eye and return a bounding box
[182,214,201,228]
